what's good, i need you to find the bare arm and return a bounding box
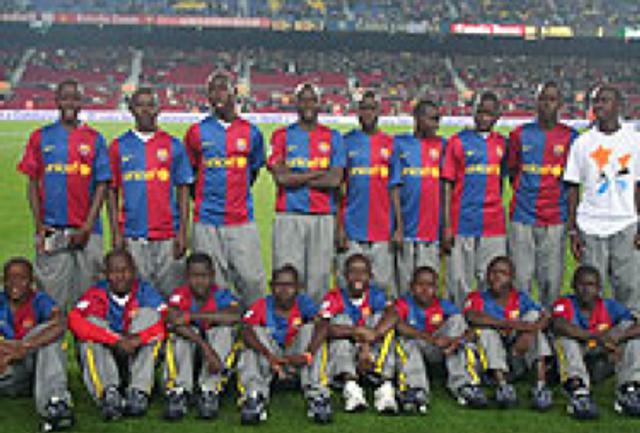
[566,182,583,260]
[307,167,344,189]
[68,181,108,248]
[174,184,190,259]
[441,180,454,254]
[107,187,123,249]
[391,186,404,248]
[270,162,323,188]
[26,179,45,253]
[553,316,592,342]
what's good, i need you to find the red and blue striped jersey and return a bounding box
[508,122,578,226]
[109,129,193,240]
[341,129,400,242]
[464,289,541,321]
[71,279,166,335]
[394,134,446,242]
[442,130,507,237]
[552,295,632,333]
[319,286,389,326]
[268,123,346,214]
[242,294,319,347]
[0,291,57,340]
[184,116,265,226]
[168,284,238,331]
[17,121,111,233]
[395,294,459,334]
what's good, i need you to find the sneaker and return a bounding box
[397,388,428,414]
[531,385,553,411]
[567,388,598,420]
[614,383,640,416]
[374,381,398,414]
[41,397,74,432]
[164,388,188,421]
[101,386,124,421]
[240,392,267,425]
[197,390,220,419]
[307,395,333,424]
[455,385,488,408]
[124,388,149,417]
[495,383,517,408]
[343,380,367,412]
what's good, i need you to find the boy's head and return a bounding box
[413,99,440,136]
[344,253,372,297]
[3,257,34,303]
[271,264,300,310]
[104,249,136,297]
[186,252,215,299]
[410,266,438,306]
[486,256,514,295]
[572,265,601,306]
[473,91,500,132]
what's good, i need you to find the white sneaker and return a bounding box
[343,380,368,412]
[374,381,398,414]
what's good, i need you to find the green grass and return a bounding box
[0,120,633,432]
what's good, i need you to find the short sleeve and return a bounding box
[563,134,584,184]
[250,126,266,172]
[369,289,389,313]
[463,292,483,313]
[183,123,202,168]
[267,128,287,169]
[394,298,410,322]
[319,290,343,319]
[330,130,346,168]
[606,299,633,325]
[34,291,57,324]
[140,282,166,311]
[242,298,267,325]
[215,289,239,311]
[442,135,461,182]
[93,133,112,183]
[519,291,542,315]
[552,298,573,321]
[298,294,320,322]
[16,130,43,179]
[171,138,194,186]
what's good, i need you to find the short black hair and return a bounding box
[345,253,372,273]
[536,80,561,98]
[3,257,33,281]
[413,99,438,117]
[104,248,135,270]
[186,252,214,271]
[56,78,82,95]
[272,263,300,282]
[129,86,158,107]
[596,84,623,104]
[473,90,500,112]
[411,266,438,284]
[571,265,601,288]
[486,255,514,276]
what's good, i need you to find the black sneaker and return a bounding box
[101,386,124,421]
[567,388,598,420]
[397,388,429,414]
[495,383,518,408]
[240,392,267,425]
[124,388,149,417]
[531,384,553,411]
[455,384,488,408]
[197,391,220,419]
[615,383,640,417]
[307,395,332,424]
[41,397,74,432]
[164,388,188,421]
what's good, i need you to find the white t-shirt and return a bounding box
[564,125,640,236]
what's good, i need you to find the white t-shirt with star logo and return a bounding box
[564,124,640,236]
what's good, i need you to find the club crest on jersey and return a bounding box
[236,138,248,151]
[157,168,170,182]
[553,144,565,156]
[319,142,331,154]
[380,147,391,160]
[496,146,504,158]
[157,148,169,162]
[292,316,302,327]
[508,309,520,320]
[465,150,474,157]
[430,148,440,161]
[597,323,609,332]
[78,143,91,156]
[522,145,532,153]
[362,306,371,317]
[43,145,55,153]
[431,313,442,325]
[22,318,34,330]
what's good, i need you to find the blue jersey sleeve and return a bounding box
[93,133,112,183]
[250,126,266,173]
[215,289,238,311]
[171,138,195,186]
[330,130,346,168]
[519,291,542,315]
[389,139,403,188]
[370,288,388,313]
[298,294,320,322]
[605,299,633,325]
[440,299,461,318]
[33,291,57,324]
[139,282,165,309]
